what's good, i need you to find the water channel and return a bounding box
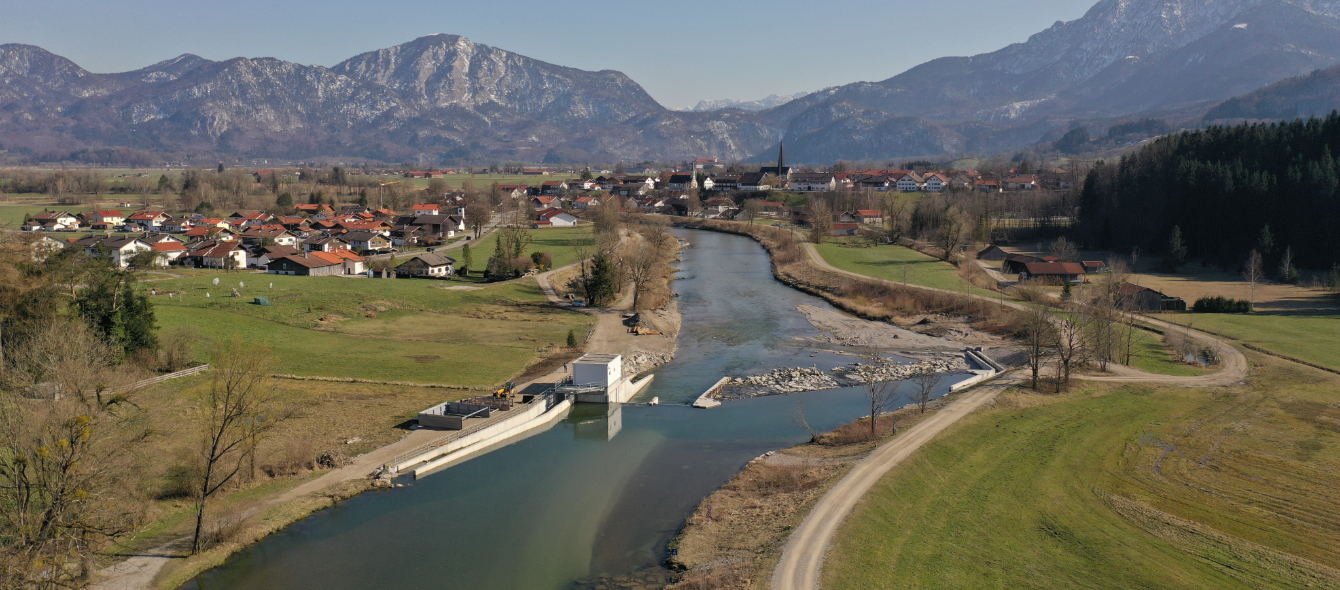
[184,228,967,590]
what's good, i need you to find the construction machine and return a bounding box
[493,381,516,399]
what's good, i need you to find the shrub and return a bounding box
[530,251,553,270]
[1192,296,1252,313]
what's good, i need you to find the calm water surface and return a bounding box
[185,228,964,590]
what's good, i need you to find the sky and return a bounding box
[2,0,1096,109]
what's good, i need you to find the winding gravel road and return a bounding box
[770,243,1250,590]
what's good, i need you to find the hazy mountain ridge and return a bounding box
[3,0,1340,164]
[678,93,809,112]
[1203,63,1340,120]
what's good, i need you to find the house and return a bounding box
[251,245,302,268]
[572,195,601,209]
[412,203,440,217]
[303,235,348,252]
[390,225,424,247]
[187,240,246,269]
[30,235,65,261]
[150,241,187,265]
[738,172,771,191]
[90,210,127,227]
[893,172,924,192]
[397,252,456,278]
[1006,176,1037,190]
[831,223,861,236]
[162,217,194,233]
[532,195,560,210]
[790,173,836,192]
[923,173,949,192]
[229,211,273,226]
[1000,253,1043,274]
[666,174,697,190]
[31,210,79,228]
[541,180,568,194]
[74,235,152,268]
[406,214,465,237]
[127,210,169,229]
[1115,283,1187,312]
[340,230,392,252]
[757,201,786,216]
[975,180,1002,193]
[614,183,648,197]
[694,157,720,169]
[1019,262,1086,284]
[293,203,333,216]
[536,207,579,227]
[183,226,234,241]
[22,218,73,232]
[239,228,297,247]
[855,210,884,224]
[1081,260,1107,274]
[497,185,530,199]
[267,252,344,276]
[699,177,715,191]
[976,245,1010,261]
[326,249,366,274]
[196,217,229,229]
[710,175,740,192]
[851,175,891,191]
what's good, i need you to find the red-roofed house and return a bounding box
[532,195,560,209]
[150,241,187,264]
[536,207,578,227]
[831,223,861,236]
[855,210,884,224]
[412,204,440,217]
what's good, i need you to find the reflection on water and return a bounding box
[184,228,966,590]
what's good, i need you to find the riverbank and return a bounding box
[664,400,952,588]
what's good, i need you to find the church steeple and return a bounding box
[777,142,785,173]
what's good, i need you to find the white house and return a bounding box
[923,173,949,192]
[789,173,836,192]
[894,172,924,192]
[537,207,579,227]
[90,210,127,227]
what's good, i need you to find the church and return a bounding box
[759,143,792,179]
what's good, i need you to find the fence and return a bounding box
[107,363,210,396]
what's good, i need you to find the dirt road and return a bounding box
[766,244,1251,590]
[771,375,1021,590]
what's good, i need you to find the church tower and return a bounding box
[777,142,786,174]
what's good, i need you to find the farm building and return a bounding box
[1116,283,1187,312]
[267,252,344,276]
[1020,262,1086,285]
[397,252,456,278]
[976,245,1009,261]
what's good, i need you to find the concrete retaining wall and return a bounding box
[412,398,574,478]
[393,397,564,474]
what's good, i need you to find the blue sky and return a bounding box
[3,0,1095,109]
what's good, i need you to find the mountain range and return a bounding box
[2,0,1340,165]
[677,93,810,113]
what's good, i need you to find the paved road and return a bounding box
[768,243,1251,590]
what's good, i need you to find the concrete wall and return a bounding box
[411,397,573,477]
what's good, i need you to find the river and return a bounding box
[183,228,966,590]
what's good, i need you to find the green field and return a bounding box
[1125,332,1211,376]
[1163,312,1340,371]
[814,238,972,292]
[825,358,1340,589]
[459,225,594,273]
[147,272,592,386]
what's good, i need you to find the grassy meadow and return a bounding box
[1164,312,1340,371]
[459,225,594,273]
[146,271,592,387]
[814,237,973,293]
[824,354,1340,589]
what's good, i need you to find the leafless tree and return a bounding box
[859,352,901,435]
[9,319,131,409]
[1242,249,1264,312]
[1049,236,1078,262]
[191,337,287,554]
[1023,305,1057,390]
[912,370,941,413]
[807,197,831,244]
[1052,315,1087,388]
[625,241,659,311]
[741,199,763,225]
[792,399,820,443]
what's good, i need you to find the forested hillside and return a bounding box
[1078,112,1340,270]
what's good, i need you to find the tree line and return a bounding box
[1078,112,1340,270]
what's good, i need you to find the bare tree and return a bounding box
[1023,306,1057,390]
[1049,236,1078,262]
[858,352,901,435]
[1242,249,1264,312]
[1052,315,1087,388]
[912,370,941,413]
[792,399,820,443]
[741,199,763,225]
[625,241,659,311]
[807,197,831,244]
[9,319,129,409]
[191,337,286,554]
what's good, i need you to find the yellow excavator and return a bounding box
[493,381,516,399]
